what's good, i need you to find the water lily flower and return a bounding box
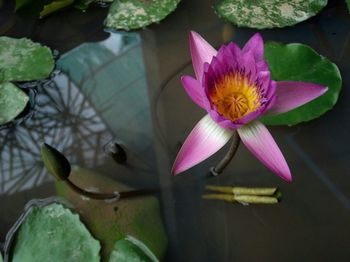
[171,32,328,182]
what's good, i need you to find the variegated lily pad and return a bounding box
[11,203,101,262]
[0,82,29,125]
[105,0,181,31]
[0,37,54,82]
[214,0,328,29]
[109,236,159,262]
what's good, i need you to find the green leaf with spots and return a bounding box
[214,0,328,29]
[105,0,181,31]
[11,203,101,262]
[260,42,342,126]
[0,37,54,82]
[0,82,29,125]
[109,236,159,262]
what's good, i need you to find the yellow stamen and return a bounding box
[209,72,261,121]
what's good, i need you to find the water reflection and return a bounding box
[0,32,156,195]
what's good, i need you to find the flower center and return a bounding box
[209,73,261,121]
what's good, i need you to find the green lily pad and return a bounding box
[109,236,159,262]
[214,0,328,29]
[12,203,101,262]
[105,0,181,31]
[260,42,342,126]
[0,82,29,125]
[0,37,54,82]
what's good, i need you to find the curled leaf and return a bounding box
[41,143,71,180]
[109,236,159,262]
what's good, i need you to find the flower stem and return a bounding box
[210,131,240,176]
[65,179,156,201]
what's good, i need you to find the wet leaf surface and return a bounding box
[0,37,54,82]
[105,0,181,30]
[215,0,328,29]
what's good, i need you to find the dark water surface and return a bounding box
[1,0,350,261]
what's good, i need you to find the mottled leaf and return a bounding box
[105,0,181,30]
[215,0,328,29]
[261,42,342,126]
[109,236,159,262]
[0,37,54,82]
[11,203,101,262]
[0,82,29,125]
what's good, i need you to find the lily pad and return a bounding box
[214,0,328,29]
[11,203,101,262]
[105,0,181,31]
[109,236,159,262]
[0,37,54,82]
[0,82,29,125]
[261,42,342,126]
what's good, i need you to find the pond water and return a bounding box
[1,0,350,261]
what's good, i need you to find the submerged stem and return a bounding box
[210,131,241,176]
[65,179,156,200]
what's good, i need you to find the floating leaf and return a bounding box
[109,236,159,262]
[214,0,328,29]
[105,0,181,30]
[0,252,3,262]
[11,203,101,262]
[261,42,342,126]
[0,37,54,82]
[40,0,74,18]
[0,82,29,125]
[41,143,71,180]
[56,168,168,261]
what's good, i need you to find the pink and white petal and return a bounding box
[172,114,233,175]
[237,121,292,182]
[189,31,217,83]
[181,76,207,109]
[242,33,264,62]
[267,81,328,115]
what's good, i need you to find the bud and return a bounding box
[41,143,71,180]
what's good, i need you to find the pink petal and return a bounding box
[242,33,264,62]
[268,81,328,115]
[237,121,292,182]
[181,76,207,109]
[189,31,217,83]
[172,114,233,175]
